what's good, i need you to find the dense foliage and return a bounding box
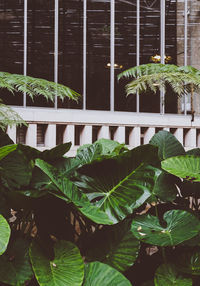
[1,130,200,285]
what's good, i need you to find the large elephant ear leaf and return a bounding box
[0,238,33,286]
[30,240,84,286]
[83,261,132,286]
[131,210,200,246]
[86,220,140,272]
[73,162,160,224]
[162,155,200,182]
[154,264,192,286]
[150,130,185,160]
[0,215,10,255]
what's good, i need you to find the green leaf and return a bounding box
[86,220,140,272]
[187,148,200,156]
[0,144,17,161]
[154,264,192,286]
[41,142,72,161]
[76,143,104,165]
[162,155,200,182]
[150,131,185,160]
[83,262,132,286]
[175,251,200,275]
[0,238,33,285]
[0,214,10,255]
[131,210,200,246]
[94,138,128,156]
[30,240,84,286]
[151,172,178,202]
[74,163,159,224]
[0,147,34,188]
[35,158,114,224]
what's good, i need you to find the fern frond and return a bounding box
[125,71,200,96]
[118,64,200,97]
[0,103,27,131]
[0,72,80,102]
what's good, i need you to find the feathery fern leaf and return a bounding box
[118,63,200,97]
[0,102,26,131]
[0,72,80,102]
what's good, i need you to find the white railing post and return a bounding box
[26,124,37,147]
[143,127,156,144]
[45,124,56,148]
[174,128,183,145]
[80,125,92,145]
[129,127,141,147]
[113,126,125,144]
[63,125,75,145]
[184,128,196,148]
[98,126,110,140]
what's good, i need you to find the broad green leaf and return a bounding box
[35,159,113,225]
[83,261,132,286]
[94,138,128,156]
[154,264,192,286]
[150,130,185,160]
[41,142,71,161]
[162,155,200,182]
[77,139,128,160]
[76,143,103,164]
[131,210,200,246]
[0,148,33,188]
[0,215,10,255]
[175,251,200,275]
[151,172,178,202]
[0,144,17,161]
[86,221,140,272]
[0,238,33,285]
[187,148,200,156]
[74,163,159,224]
[30,240,84,286]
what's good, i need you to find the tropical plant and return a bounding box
[0,71,80,130]
[117,63,200,100]
[1,130,200,285]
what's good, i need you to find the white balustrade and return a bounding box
[6,107,200,155]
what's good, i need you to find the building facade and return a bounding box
[1,0,200,154]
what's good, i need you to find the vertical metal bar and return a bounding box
[184,0,188,115]
[110,0,115,112]
[160,0,165,114]
[54,0,59,109]
[136,0,140,113]
[23,0,27,107]
[83,0,87,110]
